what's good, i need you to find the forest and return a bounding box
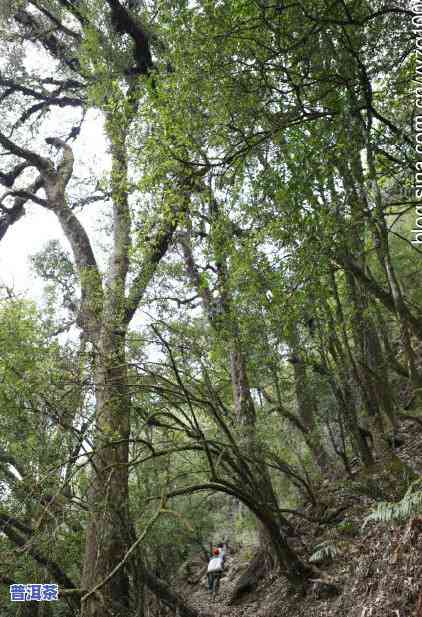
[0,1,420,616]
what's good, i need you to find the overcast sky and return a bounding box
[0,109,109,302]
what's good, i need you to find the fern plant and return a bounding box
[309,540,338,563]
[363,478,422,526]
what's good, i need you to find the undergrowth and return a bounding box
[363,478,422,526]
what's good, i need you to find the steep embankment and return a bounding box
[179,420,422,617]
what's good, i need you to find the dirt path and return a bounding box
[186,556,256,617]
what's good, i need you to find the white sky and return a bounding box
[0,110,109,302]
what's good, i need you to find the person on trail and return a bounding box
[207,544,226,593]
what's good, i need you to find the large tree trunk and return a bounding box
[81,330,131,617]
[81,117,132,617]
[229,508,311,604]
[257,510,311,585]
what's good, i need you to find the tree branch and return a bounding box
[125,197,189,323]
[105,0,153,75]
[0,131,51,172]
[337,254,422,340]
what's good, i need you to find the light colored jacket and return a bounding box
[207,555,224,573]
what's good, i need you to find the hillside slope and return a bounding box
[178,420,422,617]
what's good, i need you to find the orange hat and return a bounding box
[213,548,220,556]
